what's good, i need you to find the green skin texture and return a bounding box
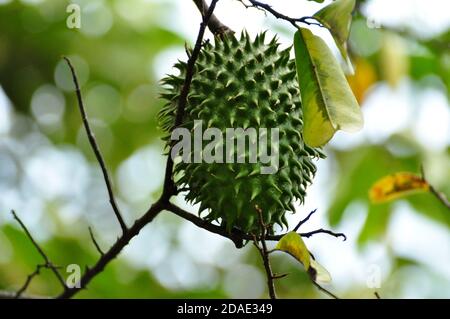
[159,32,324,234]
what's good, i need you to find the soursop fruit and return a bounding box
[159,32,324,234]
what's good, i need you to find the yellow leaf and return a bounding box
[369,172,430,204]
[275,232,310,270]
[308,258,332,283]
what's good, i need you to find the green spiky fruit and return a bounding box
[159,32,324,234]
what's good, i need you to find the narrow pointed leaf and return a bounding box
[314,0,355,73]
[294,28,363,147]
[275,232,310,270]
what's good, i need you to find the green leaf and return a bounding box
[307,0,326,3]
[275,232,311,270]
[294,27,363,147]
[314,0,355,73]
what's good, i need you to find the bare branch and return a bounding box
[293,209,317,232]
[170,204,346,300]
[312,281,339,299]
[238,0,322,28]
[193,0,233,35]
[299,228,347,241]
[166,203,347,244]
[272,273,289,280]
[55,1,222,299]
[15,264,46,298]
[11,210,67,290]
[421,166,450,210]
[429,186,450,210]
[253,205,276,299]
[63,57,128,234]
[89,227,104,256]
[56,199,165,299]
[162,0,222,201]
[166,202,245,248]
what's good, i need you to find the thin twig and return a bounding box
[253,205,276,299]
[11,210,67,290]
[15,264,46,298]
[88,227,104,256]
[166,203,347,244]
[272,273,289,280]
[299,229,347,241]
[168,203,344,299]
[374,292,381,299]
[312,281,339,299]
[56,199,165,299]
[293,209,317,232]
[161,0,221,201]
[421,166,450,210]
[238,0,322,28]
[63,57,128,234]
[429,185,450,210]
[192,0,233,35]
[166,202,244,248]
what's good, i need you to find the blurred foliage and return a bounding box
[0,225,226,298]
[0,0,184,167]
[0,0,449,298]
[328,143,450,244]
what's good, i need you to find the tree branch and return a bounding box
[238,0,322,28]
[312,281,339,299]
[15,264,47,299]
[193,0,233,35]
[166,203,347,245]
[165,202,245,248]
[55,0,221,300]
[11,210,67,292]
[56,199,165,299]
[63,57,128,234]
[88,227,104,256]
[429,185,450,210]
[421,166,450,210]
[162,0,221,200]
[298,229,347,241]
[252,206,277,299]
[293,209,317,232]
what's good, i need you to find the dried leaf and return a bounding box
[369,172,429,204]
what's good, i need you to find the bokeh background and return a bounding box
[0,0,449,298]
